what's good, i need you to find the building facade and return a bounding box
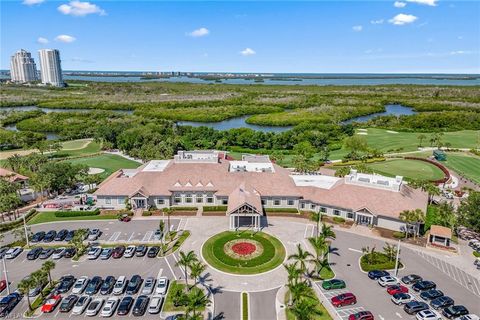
[94,150,428,232]
[38,49,64,87]
[10,49,38,83]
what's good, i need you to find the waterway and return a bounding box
[342,104,416,124]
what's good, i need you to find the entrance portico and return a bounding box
[229,204,262,231]
[355,207,374,226]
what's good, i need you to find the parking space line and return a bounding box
[164,257,177,280]
[142,231,153,242]
[108,231,121,242]
[127,232,135,242]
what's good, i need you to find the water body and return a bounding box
[178,116,292,133]
[4,123,60,140]
[342,104,416,124]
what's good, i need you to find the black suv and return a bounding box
[132,295,149,316]
[412,280,436,292]
[126,275,143,295]
[367,270,390,280]
[64,247,76,258]
[57,275,76,293]
[401,274,422,285]
[0,293,22,317]
[55,229,68,241]
[59,295,78,312]
[85,276,103,295]
[100,276,116,295]
[31,231,45,243]
[117,296,134,316]
[420,289,443,301]
[43,230,57,242]
[430,296,454,310]
[147,246,160,258]
[404,301,429,314]
[442,305,469,319]
[27,247,43,260]
[65,230,75,242]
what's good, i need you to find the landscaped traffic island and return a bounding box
[202,231,286,275]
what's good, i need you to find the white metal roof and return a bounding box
[290,174,340,190]
[142,160,171,172]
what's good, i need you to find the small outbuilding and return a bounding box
[433,150,447,161]
[429,225,452,247]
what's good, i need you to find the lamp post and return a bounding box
[2,256,10,295]
[23,214,29,247]
[394,239,401,276]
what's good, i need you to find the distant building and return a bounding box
[38,49,64,87]
[10,49,38,83]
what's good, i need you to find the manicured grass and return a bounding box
[365,159,445,181]
[60,139,93,150]
[163,281,205,312]
[360,252,403,272]
[425,205,438,232]
[442,153,480,184]
[473,251,480,258]
[64,153,141,178]
[27,211,117,225]
[55,141,102,158]
[242,292,249,320]
[202,231,286,274]
[319,265,335,280]
[285,287,333,320]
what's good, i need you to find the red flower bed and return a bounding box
[231,242,257,255]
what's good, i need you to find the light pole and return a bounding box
[23,214,29,247]
[2,256,10,295]
[394,239,401,276]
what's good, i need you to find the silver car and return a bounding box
[86,298,104,317]
[141,277,156,295]
[72,276,90,295]
[72,295,92,315]
[148,296,163,314]
[124,245,136,258]
[100,297,119,317]
[155,277,169,295]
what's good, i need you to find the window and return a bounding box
[347,212,354,219]
[320,207,327,213]
[174,194,181,204]
[334,210,340,216]
[287,200,294,206]
[157,199,165,205]
[206,195,213,203]
[310,204,315,210]
[300,203,305,209]
[222,199,228,205]
[261,199,266,205]
[118,198,124,205]
[196,194,203,203]
[105,198,111,205]
[274,199,280,206]
[185,194,192,203]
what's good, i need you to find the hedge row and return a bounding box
[333,157,386,166]
[0,209,37,233]
[203,206,228,212]
[172,207,198,211]
[264,208,298,213]
[54,209,100,217]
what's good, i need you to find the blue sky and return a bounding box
[1,0,479,73]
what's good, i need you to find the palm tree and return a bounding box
[185,289,210,318]
[308,235,328,261]
[283,263,301,286]
[310,212,321,237]
[159,220,165,255]
[382,242,398,262]
[417,134,426,147]
[163,207,173,238]
[320,223,336,240]
[286,280,310,306]
[176,250,198,288]
[18,276,35,311]
[31,270,48,297]
[289,298,323,320]
[189,260,206,287]
[288,244,313,277]
[399,209,425,239]
[42,260,56,286]
[310,256,330,279]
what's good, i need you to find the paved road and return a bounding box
[214,290,241,320]
[249,287,279,320]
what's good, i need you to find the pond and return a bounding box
[342,104,416,124]
[177,116,292,133]
[3,123,60,140]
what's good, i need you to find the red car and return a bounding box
[348,311,374,320]
[0,280,7,293]
[112,246,126,258]
[41,294,62,313]
[387,285,409,295]
[331,293,357,308]
[118,214,131,222]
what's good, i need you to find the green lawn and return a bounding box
[27,211,118,225]
[60,139,93,150]
[360,252,403,272]
[285,288,333,320]
[365,159,445,181]
[442,153,480,184]
[64,153,141,178]
[163,281,205,313]
[55,141,102,158]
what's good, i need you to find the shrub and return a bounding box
[393,231,406,239]
[473,251,480,258]
[203,206,228,212]
[172,206,198,211]
[54,209,100,217]
[333,216,345,224]
[360,252,403,272]
[142,211,152,216]
[265,208,299,213]
[0,209,37,233]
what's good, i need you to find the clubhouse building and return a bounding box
[94,150,428,232]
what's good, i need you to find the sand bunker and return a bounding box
[88,167,105,175]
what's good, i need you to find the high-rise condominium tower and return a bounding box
[38,49,64,87]
[10,49,38,83]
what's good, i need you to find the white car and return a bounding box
[5,247,22,259]
[142,277,156,295]
[52,247,66,260]
[100,297,119,317]
[456,315,480,320]
[72,295,91,315]
[378,275,399,287]
[416,309,441,320]
[148,296,163,314]
[72,276,90,294]
[87,246,102,260]
[85,297,104,316]
[153,229,162,241]
[391,293,415,305]
[155,277,169,295]
[112,276,127,295]
[124,245,136,258]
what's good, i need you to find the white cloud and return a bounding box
[370,19,384,24]
[389,13,418,25]
[23,0,44,5]
[55,34,76,43]
[394,1,407,8]
[450,50,473,55]
[240,48,256,56]
[187,27,210,37]
[352,25,363,32]
[406,0,437,6]
[58,1,106,17]
[37,37,49,44]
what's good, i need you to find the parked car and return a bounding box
[135,245,147,257]
[5,247,22,259]
[126,275,143,295]
[141,277,156,295]
[41,294,62,313]
[118,214,131,222]
[430,296,454,310]
[72,295,91,315]
[57,275,76,293]
[28,278,47,297]
[65,230,75,242]
[456,315,480,320]
[0,280,6,293]
[133,295,149,316]
[55,229,68,241]
[404,301,429,315]
[368,270,390,280]
[87,246,102,260]
[387,285,408,295]
[113,276,128,295]
[416,309,441,320]
[85,276,103,295]
[100,248,113,260]
[112,246,126,259]
[31,231,45,243]
[64,247,76,258]
[86,298,104,317]
[39,248,55,259]
[348,311,374,320]
[0,293,22,317]
[43,230,57,242]
[442,306,469,319]
[72,276,90,294]
[153,229,163,241]
[413,281,437,292]
[147,246,160,258]
[148,296,163,314]
[59,294,79,312]
[52,247,66,260]
[27,247,43,260]
[100,297,119,317]
[322,279,346,290]
[392,292,415,305]
[117,296,134,315]
[0,248,8,259]
[124,245,136,258]
[155,277,169,295]
[378,276,399,287]
[100,276,116,295]
[402,274,423,285]
[420,289,444,301]
[87,229,102,241]
[331,293,357,307]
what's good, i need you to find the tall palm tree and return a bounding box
[189,261,206,287]
[31,270,47,297]
[163,207,173,238]
[185,289,210,318]
[283,263,301,286]
[159,220,165,255]
[309,256,330,279]
[308,236,328,260]
[286,280,310,306]
[310,212,321,237]
[288,244,313,277]
[320,223,336,240]
[289,298,323,320]
[42,260,56,286]
[18,277,35,311]
[176,250,198,288]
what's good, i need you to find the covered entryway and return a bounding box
[129,188,149,209]
[227,183,263,231]
[229,204,262,231]
[355,207,375,226]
